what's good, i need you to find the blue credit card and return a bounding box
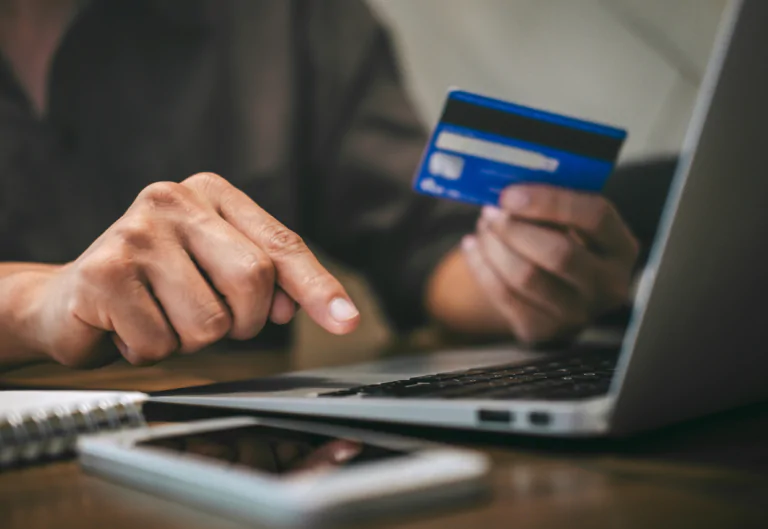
[413,89,628,206]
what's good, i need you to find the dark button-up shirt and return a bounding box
[0,0,481,347]
[0,0,675,347]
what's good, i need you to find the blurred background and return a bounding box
[293,0,729,368]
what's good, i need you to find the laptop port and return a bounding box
[477,409,513,424]
[529,411,551,426]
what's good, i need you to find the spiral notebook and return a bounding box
[0,391,147,467]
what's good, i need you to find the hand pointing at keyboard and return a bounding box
[8,173,360,367]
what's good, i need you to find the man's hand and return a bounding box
[23,173,359,367]
[460,184,639,343]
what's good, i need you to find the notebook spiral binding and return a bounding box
[0,397,146,468]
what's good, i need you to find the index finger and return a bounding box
[498,184,638,259]
[183,173,359,335]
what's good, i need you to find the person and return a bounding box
[0,0,643,369]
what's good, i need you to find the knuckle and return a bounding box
[182,172,225,192]
[229,315,268,341]
[233,255,275,289]
[548,236,577,273]
[260,224,306,256]
[513,262,539,291]
[532,188,567,221]
[137,181,189,208]
[77,247,135,286]
[185,303,232,350]
[200,306,232,338]
[113,215,157,251]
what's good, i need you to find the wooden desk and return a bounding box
[2,349,768,529]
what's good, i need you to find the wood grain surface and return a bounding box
[2,348,767,529]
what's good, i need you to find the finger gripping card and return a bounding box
[413,90,628,206]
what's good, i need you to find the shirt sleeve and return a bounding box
[300,0,480,332]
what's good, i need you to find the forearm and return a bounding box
[0,263,58,368]
[425,248,510,336]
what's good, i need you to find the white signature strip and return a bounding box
[435,131,559,172]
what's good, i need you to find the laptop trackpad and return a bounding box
[301,346,542,377]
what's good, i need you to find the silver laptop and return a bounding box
[154,0,768,437]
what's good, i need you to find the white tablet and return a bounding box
[77,416,490,527]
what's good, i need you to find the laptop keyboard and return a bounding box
[318,347,619,401]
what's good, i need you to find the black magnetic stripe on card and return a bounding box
[440,98,624,162]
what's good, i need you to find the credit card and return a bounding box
[413,89,627,206]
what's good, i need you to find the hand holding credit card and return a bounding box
[416,89,638,343]
[413,89,627,206]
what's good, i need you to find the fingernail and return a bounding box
[501,188,529,210]
[481,206,504,222]
[461,235,477,250]
[329,297,359,322]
